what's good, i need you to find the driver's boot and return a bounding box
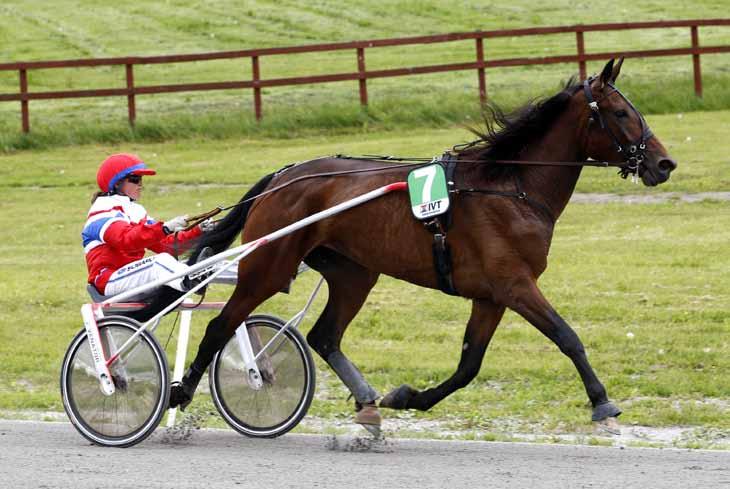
[182,247,214,295]
[169,365,204,411]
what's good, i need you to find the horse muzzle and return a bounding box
[641,156,677,186]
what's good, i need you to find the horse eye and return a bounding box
[614,109,628,118]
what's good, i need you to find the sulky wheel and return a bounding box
[209,314,315,438]
[60,316,168,447]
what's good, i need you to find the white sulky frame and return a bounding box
[81,181,407,406]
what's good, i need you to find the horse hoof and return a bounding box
[592,401,622,421]
[355,402,382,438]
[361,423,382,438]
[379,384,418,409]
[595,416,621,436]
[355,402,382,426]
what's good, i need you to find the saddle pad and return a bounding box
[407,163,450,220]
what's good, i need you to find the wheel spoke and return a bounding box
[210,317,314,437]
[62,320,167,447]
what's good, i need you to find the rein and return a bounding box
[215,161,428,212]
[193,79,650,224]
[341,154,625,168]
[192,154,622,223]
[184,206,225,231]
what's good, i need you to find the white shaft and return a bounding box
[106,182,404,304]
[105,182,406,363]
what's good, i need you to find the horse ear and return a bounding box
[599,59,615,88]
[611,57,624,83]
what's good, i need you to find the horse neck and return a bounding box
[517,111,586,221]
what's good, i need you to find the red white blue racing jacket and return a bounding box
[82,194,201,293]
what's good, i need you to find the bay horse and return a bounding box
[171,59,677,431]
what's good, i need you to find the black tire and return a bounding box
[60,316,169,447]
[209,314,316,438]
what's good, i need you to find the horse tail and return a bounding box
[187,171,277,265]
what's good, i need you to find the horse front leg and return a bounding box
[507,277,621,422]
[380,298,504,411]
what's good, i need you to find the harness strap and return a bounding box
[430,224,458,296]
[422,153,459,296]
[456,187,556,223]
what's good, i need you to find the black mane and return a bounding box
[454,77,581,178]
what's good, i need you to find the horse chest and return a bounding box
[456,204,553,280]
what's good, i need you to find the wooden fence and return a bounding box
[1,19,729,133]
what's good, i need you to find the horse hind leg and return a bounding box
[304,248,381,432]
[380,298,504,411]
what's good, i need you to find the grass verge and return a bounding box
[2,72,730,152]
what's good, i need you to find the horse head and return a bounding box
[582,58,677,186]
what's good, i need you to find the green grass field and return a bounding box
[0,109,728,447]
[1,1,729,149]
[1,110,728,193]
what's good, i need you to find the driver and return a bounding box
[82,153,214,297]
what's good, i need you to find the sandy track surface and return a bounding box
[2,420,729,489]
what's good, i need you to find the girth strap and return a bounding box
[422,154,459,296]
[427,220,458,296]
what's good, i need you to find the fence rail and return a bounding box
[1,19,729,133]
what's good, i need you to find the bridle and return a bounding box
[582,77,654,182]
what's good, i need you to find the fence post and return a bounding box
[19,69,29,133]
[691,26,702,97]
[475,37,487,103]
[357,47,368,106]
[125,64,136,126]
[575,30,587,80]
[252,56,262,121]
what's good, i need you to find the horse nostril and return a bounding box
[658,158,677,173]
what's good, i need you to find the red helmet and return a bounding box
[97,153,156,192]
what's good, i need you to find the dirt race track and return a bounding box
[1,420,729,489]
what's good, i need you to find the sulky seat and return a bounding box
[86,284,159,304]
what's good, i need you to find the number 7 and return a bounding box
[413,166,436,203]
